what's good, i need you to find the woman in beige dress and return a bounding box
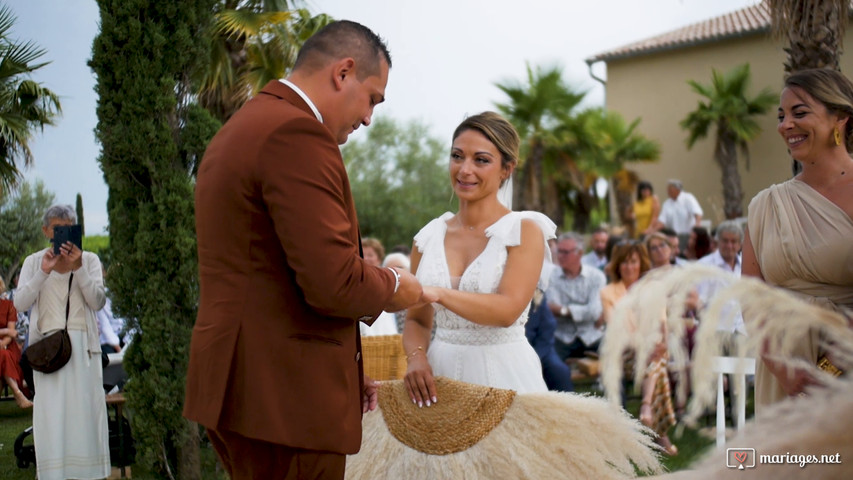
[743,68,853,410]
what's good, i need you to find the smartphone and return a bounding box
[52,225,83,255]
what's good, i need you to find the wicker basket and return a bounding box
[362,334,407,381]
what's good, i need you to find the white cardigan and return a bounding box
[15,249,106,355]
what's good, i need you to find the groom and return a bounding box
[185,20,432,479]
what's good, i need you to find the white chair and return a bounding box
[711,356,755,448]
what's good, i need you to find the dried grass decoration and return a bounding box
[346,377,662,479]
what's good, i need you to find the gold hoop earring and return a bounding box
[834,127,843,146]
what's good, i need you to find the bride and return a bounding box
[402,111,556,406]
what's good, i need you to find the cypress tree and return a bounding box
[75,192,84,236]
[91,1,218,477]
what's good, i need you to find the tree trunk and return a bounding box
[608,178,619,231]
[543,178,563,230]
[571,189,594,232]
[716,131,744,219]
[520,141,544,211]
[178,422,202,480]
[528,143,544,212]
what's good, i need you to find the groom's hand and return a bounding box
[385,268,436,312]
[362,375,379,413]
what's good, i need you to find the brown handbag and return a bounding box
[23,274,73,374]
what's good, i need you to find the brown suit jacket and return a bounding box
[184,80,395,454]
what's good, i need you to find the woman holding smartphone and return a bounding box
[14,204,110,480]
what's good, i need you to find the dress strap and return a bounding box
[413,212,454,252]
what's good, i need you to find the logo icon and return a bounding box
[726,448,756,470]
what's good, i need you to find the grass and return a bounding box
[0,395,224,480]
[0,397,34,480]
[573,376,752,475]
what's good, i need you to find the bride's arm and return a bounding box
[402,246,438,406]
[431,219,544,328]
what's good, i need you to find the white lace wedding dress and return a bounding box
[413,211,556,393]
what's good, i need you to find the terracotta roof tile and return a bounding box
[587,2,769,63]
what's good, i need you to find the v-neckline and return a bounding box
[441,212,512,289]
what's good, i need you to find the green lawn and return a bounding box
[0,397,34,479]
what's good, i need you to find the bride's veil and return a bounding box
[497,175,513,210]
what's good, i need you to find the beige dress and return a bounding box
[748,178,853,409]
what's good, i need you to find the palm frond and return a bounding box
[199,4,330,121]
[215,9,293,39]
[0,4,16,39]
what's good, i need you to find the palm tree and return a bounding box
[768,0,849,175]
[197,0,332,122]
[769,0,849,73]
[495,64,585,224]
[0,4,61,191]
[572,108,660,232]
[681,63,777,220]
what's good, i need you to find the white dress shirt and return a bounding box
[697,250,745,334]
[279,79,323,122]
[659,191,703,234]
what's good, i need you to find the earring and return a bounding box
[834,127,843,146]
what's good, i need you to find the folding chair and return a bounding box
[711,356,755,447]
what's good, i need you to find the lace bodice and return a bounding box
[414,211,556,345]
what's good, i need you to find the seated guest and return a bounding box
[359,237,399,336]
[697,221,741,274]
[600,242,678,456]
[644,232,674,270]
[581,227,609,271]
[362,237,385,267]
[605,232,628,263]
[546,233,606,361]
[600,241,652,329]
[0,275,31,408]
[5,273,30,347]
[526,288,574,392]
[697,220,746,335]
[97,294,124,353]
[382,252,410,272]
[684,226,712,261]
[659,227,687,265]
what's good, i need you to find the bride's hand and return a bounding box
[404,354,437,408]
[422,286,440,304]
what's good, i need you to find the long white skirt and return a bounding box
[33,329,111,480]
[428,334,548,394]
